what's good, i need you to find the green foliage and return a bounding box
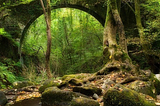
[0,28,19,47]
[0,0,34,11]
[0,63,16,88]
[23,8,104,76]
[21,64,48,84]
[141,0,160,53]
[0,56,22,88]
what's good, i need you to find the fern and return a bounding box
[0,63,16,88]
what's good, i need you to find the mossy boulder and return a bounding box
[62,74,77,81]
[153,77,160,95]
[0,91,7,106]
[39,79,61,93]
[73,86,102,96]
[13,81,34,89]
[70,97,99,106]
[59,78,83,88]
[128,80,156,98]
[41,87,88,106]
[68,78,82,86]
[103,84,156,106]
[62,73,91,81]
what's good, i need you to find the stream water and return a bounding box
[10,98,41,106]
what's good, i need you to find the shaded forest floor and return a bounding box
[3,70,160,106]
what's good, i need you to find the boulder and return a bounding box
[103,84,156,106]
[0,91,7,106]
[70,97,99,106]
[13,81,34,89]
[62,73,91,81]
[39,79,61,93]
[73,86,102,96]
[68,78,82,86]
[41,87,88,106]
[128,80,156,98]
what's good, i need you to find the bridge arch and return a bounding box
[20,4,105,46]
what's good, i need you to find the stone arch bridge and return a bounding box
[0,0,136,61]
[0,0,107,43]
[0,0,134,43]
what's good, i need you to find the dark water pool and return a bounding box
[10,97,41,106]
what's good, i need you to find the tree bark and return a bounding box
[103,2,117,60]
[134,0,145,50]
[110,0,128,53]
[103,0,129,61]
[100,0,134,74]
[40,0,52,79]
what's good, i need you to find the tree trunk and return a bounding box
[40,0,52,79]
[134,0,146,50]
[103,2,117,60]
[99,0,135,75]
[110,0,128,53]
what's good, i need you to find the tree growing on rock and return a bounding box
[99,0,140,74]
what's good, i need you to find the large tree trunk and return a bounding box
[110,0,128,54]
[99,0,135,75]
[103,0,129,62]
[40,0,52,79]
[103,1,117,61]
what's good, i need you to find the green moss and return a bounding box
[42,87,88,106]
[148,73,160,95]
[128,80,156,98]
[71,97,99,106]
[73,86,102,96]
[62,74,76,81]
[103,84,156,106]
[39,79,61,93]
[122,52,132,63]
[62,74,91,81]
[68,78,82,86]
[13,81,34,89]
[42,87,73,105]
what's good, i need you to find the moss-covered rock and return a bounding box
[12,81,34,89]
[39,79,61,93]
[62,73,91,81]
[73,86,102,96]
[0,91,7,106]
[153,77,160,95]
[103,84,156,106]
[70,97,99,106]
[68,78,82,86]
[41,87,88,106]
[128,80,156,98]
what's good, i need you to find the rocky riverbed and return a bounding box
[1,70,160,106]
